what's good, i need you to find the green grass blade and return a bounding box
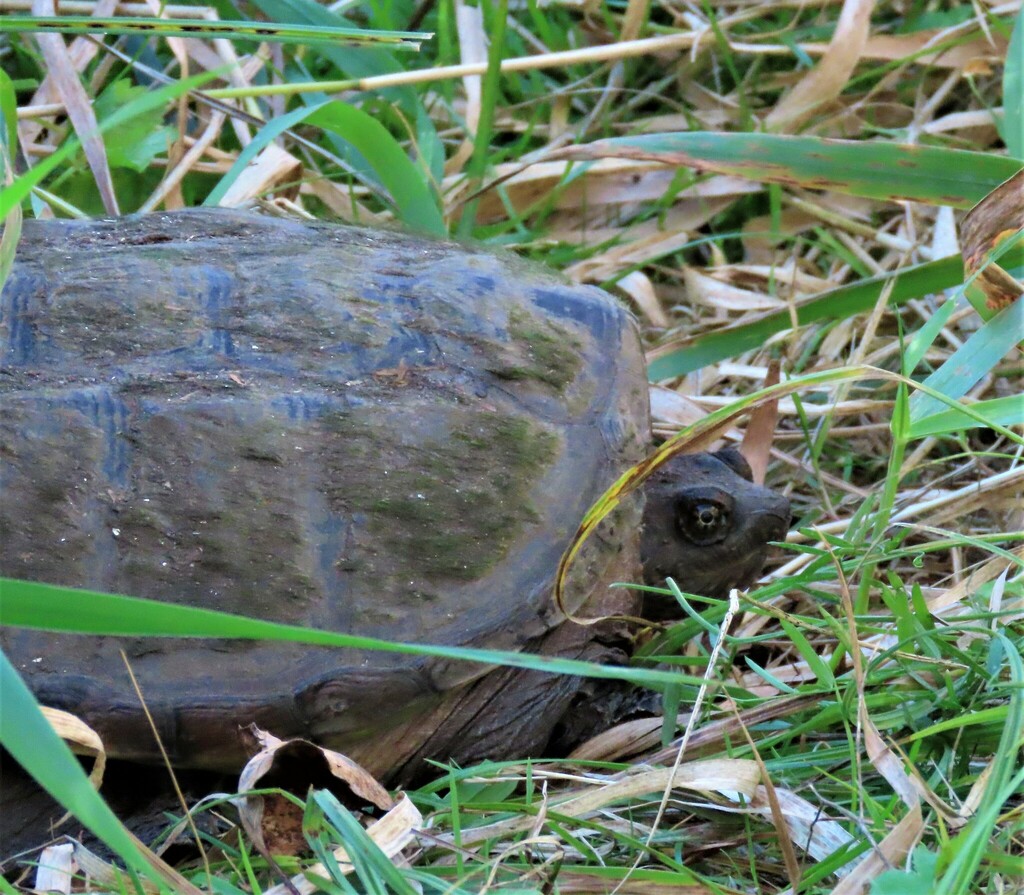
[0,68,21,294]
[0,650,155,881]
[302,102,444,234]
[248,0,443,170]
[934,635,1024,894]
[0,16,428,49]
[779,619,835,687]
[558,134,1023,208]
[203,104,312,206]
[904,298,957,375]
[205,100,443,233]
[313,792,419,895]
[0,70,15,162]
[909,296,1024,426]
[646,256,963,380]
[908,394,1024,438]
[0,578,687,691]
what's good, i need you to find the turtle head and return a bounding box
[640,447,790,619]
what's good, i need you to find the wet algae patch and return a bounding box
[317,405,559,586]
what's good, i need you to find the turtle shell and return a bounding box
[0,210,649,778]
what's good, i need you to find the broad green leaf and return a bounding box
[872,847,939,895]
[646,256,963,380]
[206,99,444,235]
[0,70,221,220]
[94,81,175,172]
[292,103,444,234]
[0,15,426,49]
[556,133,1023,209]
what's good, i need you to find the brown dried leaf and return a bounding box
[766,0,875,130]
[861,707,921,810]
[469,161,754,224]
[551,195,734,248]
[31,0,119,215]
[567,715,666,762]
[450,758,761,847]
[961,168,1024,311]
[569,228,694,281]
[801,31,1007,71]
[301,179,386,224]
[749,787,855,869]
[830,804,924,894]
[237,727,394,856]
[216,143,303,207]
[40,707,106,792]
[740,361,781,484]
[619,0,648,42]
[71,835,202,895]
[649,385,712,431]
[615,271,670,327]
[141,110,227,213]
[70,842,159,895]
[18,0,117,150]
[683,268,785,312]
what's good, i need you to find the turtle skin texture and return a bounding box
[0,209,788,784]
[640,447,790,620]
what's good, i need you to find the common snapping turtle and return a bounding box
[0,210,789,781]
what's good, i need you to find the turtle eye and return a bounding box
[676,496,732,546]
